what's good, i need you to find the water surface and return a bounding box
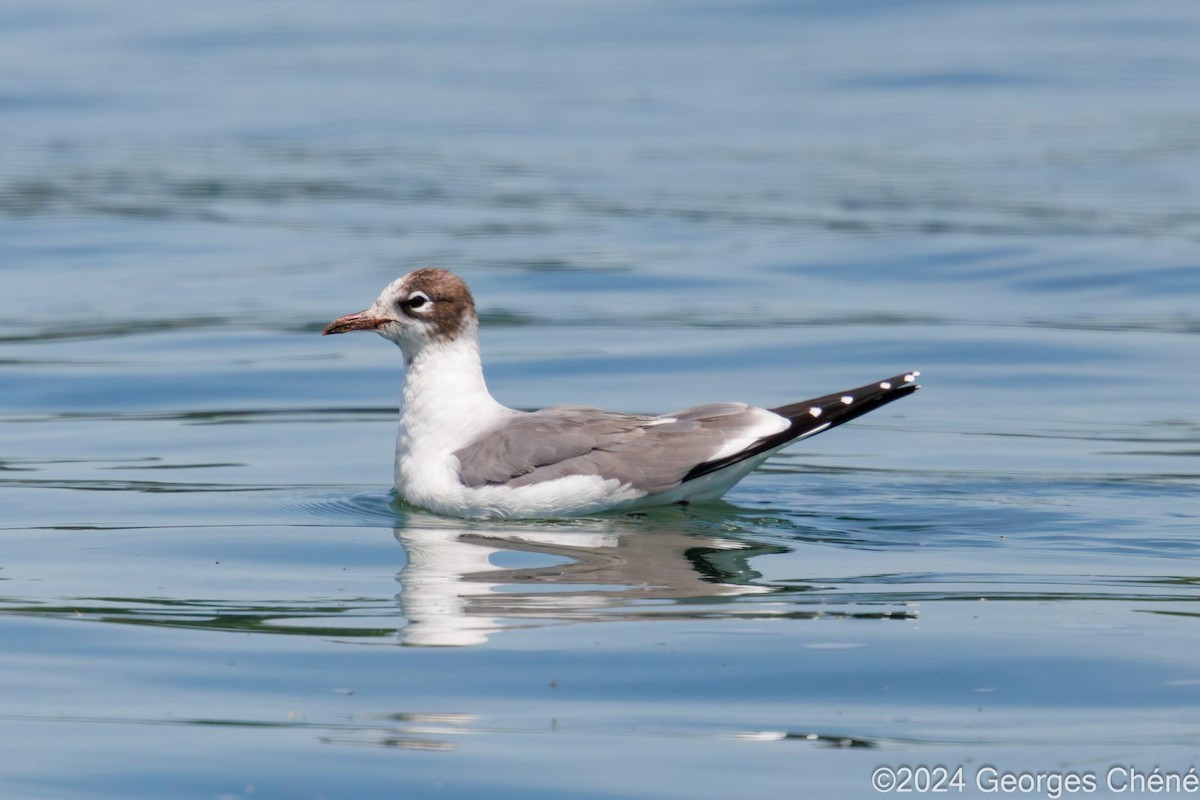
[2,1,1199,798]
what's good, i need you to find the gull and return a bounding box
[323,268,919,519]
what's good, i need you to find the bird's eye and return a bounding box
[400,292,431,312]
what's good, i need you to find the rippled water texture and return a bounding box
[2,1,1199,798]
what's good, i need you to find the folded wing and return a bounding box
[455,371,919,496]
[454,403,789,494]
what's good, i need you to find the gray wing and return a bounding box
[454,403,788,494]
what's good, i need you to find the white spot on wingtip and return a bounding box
[880,381,892,390]
[840,395,853,404]
[808,406,822,417]
[903,373,915,383]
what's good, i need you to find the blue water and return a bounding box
[3,1,1199,798]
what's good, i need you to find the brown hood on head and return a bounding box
[321,268,477,344]
[398,268,476,342]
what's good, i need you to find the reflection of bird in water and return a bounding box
[392,518,788,647]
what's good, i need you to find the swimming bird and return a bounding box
[323,268,919,519]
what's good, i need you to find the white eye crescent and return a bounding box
[401,291,432,313]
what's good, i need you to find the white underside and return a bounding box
[397,441,789,520]
[399,461,647,519]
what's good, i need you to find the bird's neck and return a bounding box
[398,325,508,450]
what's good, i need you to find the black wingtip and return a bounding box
[681,371,921,483]
[771,370,921,435]
[768,371,916,429]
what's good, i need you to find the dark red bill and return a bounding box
[322,312,391,336]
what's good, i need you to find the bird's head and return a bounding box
[323,268,477,355]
